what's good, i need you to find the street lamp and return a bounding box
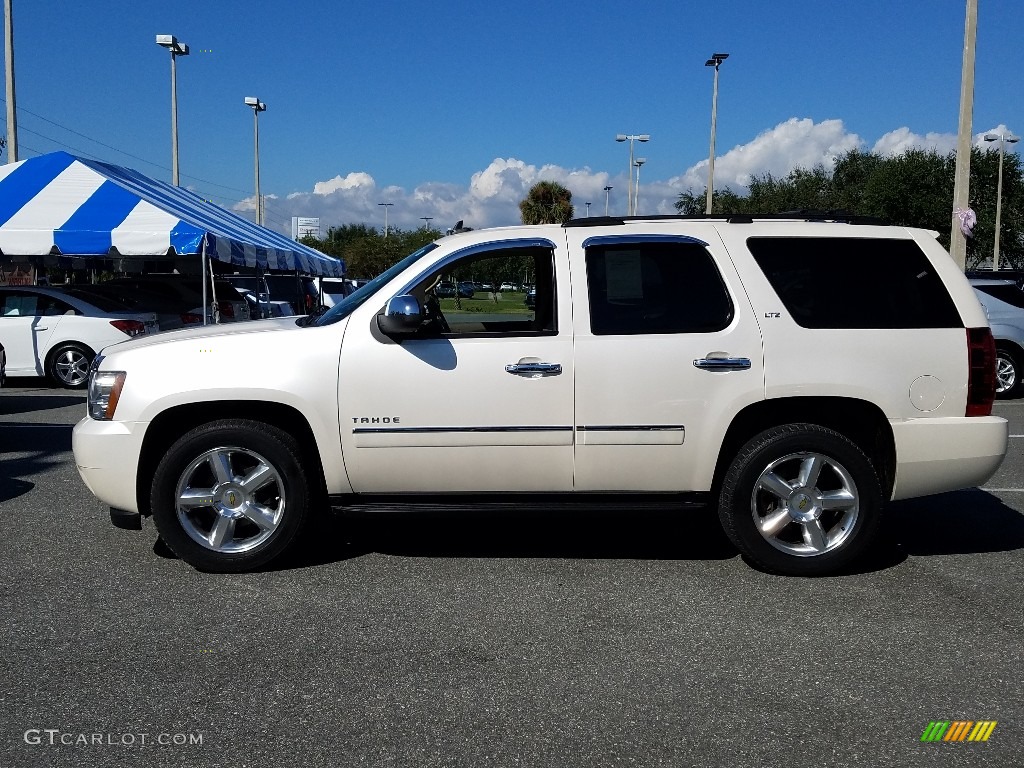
[704,52,729,214]
[585,202,591,217]
[420,216,434,229]
[634,158,646,215]
[244,97,267,225]
[156,34,189,186]
[378,202,394,237]
[615,133,649,215]
[603,185,613,216]
[984,130,1020,271]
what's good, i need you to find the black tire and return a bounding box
[995,345,1021,399]
[47,343,94,389]
[151,419,312,572]
[718,424,883,576]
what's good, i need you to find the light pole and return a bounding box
[603,185,612,216]
[378,202,394,237]
[950,0,977,271]
[244,97,266,226]
[615,133,649,215]
[156,34,189,186]
[585,202,591,217]
[984,131,1020,271]
[634,158,646,215]
[420,216,434,229]
[4,0,18,162]
[705,52,729,214]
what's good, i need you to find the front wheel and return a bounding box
[718,424,883,576]
[47,343,93,388]
[151,419,312,572]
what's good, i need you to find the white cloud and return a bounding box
[247,118,983,235]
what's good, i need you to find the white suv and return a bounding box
[72,215,1008,575]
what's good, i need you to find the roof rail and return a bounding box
[563,211,889,227]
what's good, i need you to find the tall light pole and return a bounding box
[585,202,591,217]
[420,216,433,229]
[984,131,1020,271]
[705,52,729,214]
[950,0,977,271]
[244,97,267,226]
[616,133,649,215]
[4,0,18,162]
[156,35,189,186]
[603,185,613,216]
[634,158,646,215]
[378,202,394,237]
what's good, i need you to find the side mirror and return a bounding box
[376,294,423,338]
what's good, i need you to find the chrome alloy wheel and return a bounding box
[54,348,91,387]
[174,446,285,553]
[750,451,859,557]
[996,354,1016,394]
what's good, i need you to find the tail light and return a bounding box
[966,327,996,417]
[305,293,316,311]
[218,301,235,319]
[180,313,203,325]
[109,319,146,337]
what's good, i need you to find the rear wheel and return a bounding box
[995,345,1021,399]
[47,343,93,389]
[718,424,883,576]
[151,419,312,572]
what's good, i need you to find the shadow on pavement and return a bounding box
[0,476,35,504]
[0,394,84,416]
[886,488,1024,556]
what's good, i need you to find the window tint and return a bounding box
[585,240,733,335]
[974,283,1024,309]
[412,246,554,337]
[748,237,963,329]
[1,291,37,317]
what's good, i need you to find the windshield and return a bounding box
[313,243,439,326]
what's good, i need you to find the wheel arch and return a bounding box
[712,397,896,499]
[136,400,327,517]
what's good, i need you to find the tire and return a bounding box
[150,419,312,572]
[718,424,883,576]
[995,346,1021,399]
[47,343,93,389]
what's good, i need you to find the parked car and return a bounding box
[319,278,358,309]
[0,285,158,388]
[970,277,1024,398]
[103,275,251,324]
[524,288,536,308]
[225,274,321,317]
[57,284,204,332]
[75,215,1007,575]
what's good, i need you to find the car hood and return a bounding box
[101,316,311,355]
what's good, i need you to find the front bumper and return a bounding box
[890,416,1008,500]
[72,416,148,515]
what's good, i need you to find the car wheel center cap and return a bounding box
[788,491,819,521]
[218,485,246,515]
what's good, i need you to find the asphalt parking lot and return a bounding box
[1,380,1021,768]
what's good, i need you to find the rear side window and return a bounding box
[585,240,733,335]
[974,283,1024,309]
[747,237,962,329]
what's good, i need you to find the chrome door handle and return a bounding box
[505,362,562,377]
[693,357,751,371]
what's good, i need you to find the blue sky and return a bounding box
[5,0,1023,235]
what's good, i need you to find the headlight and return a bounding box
[88,370,127,421]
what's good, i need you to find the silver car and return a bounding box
[970,278,1024,398]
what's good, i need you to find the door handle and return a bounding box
[693,356,751,371]
[505,362,562,378]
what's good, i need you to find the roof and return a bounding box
[0,151,344,277]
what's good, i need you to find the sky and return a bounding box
[4,0,1023,237]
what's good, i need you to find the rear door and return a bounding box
[566,226,765,492]
[0,290,63,375]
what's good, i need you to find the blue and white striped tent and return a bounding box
[0,151,344,277]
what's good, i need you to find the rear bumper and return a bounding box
[890,416,1008,500]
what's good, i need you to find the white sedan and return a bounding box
[0,285,158,388]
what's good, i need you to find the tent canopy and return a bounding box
[0,151,344,277]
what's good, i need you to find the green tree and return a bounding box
[519,181,574,224]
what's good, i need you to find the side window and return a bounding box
[585,240,733,335]
[411,246,555,337]
[747,237,963,329]
[39,296,75,316]
[1,291,38,317]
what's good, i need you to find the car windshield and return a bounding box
[312,243,438,326]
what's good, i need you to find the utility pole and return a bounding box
[949,0,977,271]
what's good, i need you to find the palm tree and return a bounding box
[519,181,574,224]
